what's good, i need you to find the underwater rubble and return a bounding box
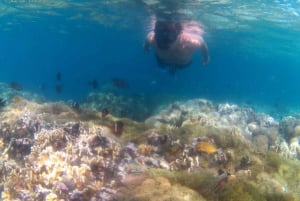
[0,96,300,201]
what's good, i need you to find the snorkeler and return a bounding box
[144,19,209,74]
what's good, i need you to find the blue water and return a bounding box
[1,0,300,117]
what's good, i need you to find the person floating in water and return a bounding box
[144,18,209,74]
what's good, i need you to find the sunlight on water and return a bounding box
[0,0,299,42]
[0,0,299,30]
[0,0,298,48]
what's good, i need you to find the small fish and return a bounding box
[197,141,217,154]
[9,82,23,91]
[88,79,98,89]
[112,78,129,89]
[55,84,63,93]
[56,72,61,81]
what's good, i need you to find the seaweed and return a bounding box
[265,193,297,201]
[264,152,289,173]
[147,169,216,200]
[216,179,266,201]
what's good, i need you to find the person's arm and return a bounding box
[144,32,154,52]
[200,41,209,65]
[180,34,209,65]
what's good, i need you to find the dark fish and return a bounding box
[88,79,98,89]
[112,78,129,89]
[56,72,61,81]
[0,98,6,107]
[112,121,124,136]
[9,82,23,91]
[101,108,110,118]
[55,84,63,93]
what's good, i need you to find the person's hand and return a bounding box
[200,42,209,66]
[203,55,209,66]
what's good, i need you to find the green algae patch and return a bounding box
[147,169,216,200]
[216,178,266,201]
[169,124,251,149]
[264,152,300,173]
[117,175,207,201]
[118,118,152,143]
[146,166,300,201]
[264,193,297,201]
[262,152,300,197]
[170,124,208,143]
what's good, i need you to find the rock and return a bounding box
[247,122,258,132]
[293,125,300,137]
[279,116,300,140]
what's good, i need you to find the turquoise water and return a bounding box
[1,0,300,116]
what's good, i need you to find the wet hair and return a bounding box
[154,21,182,50]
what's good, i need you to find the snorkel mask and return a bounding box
[154,21,182,50]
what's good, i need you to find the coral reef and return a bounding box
[0,95,299,200]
